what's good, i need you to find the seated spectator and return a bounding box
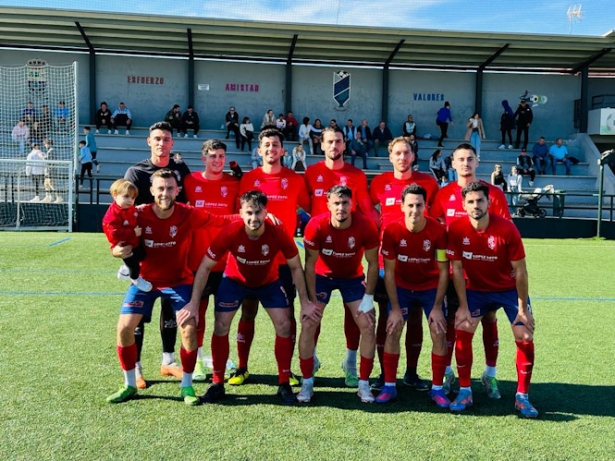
[507,166,522,206]
[408,133,420,170]
[54,101,70,131]
[532,136,551,175]
[329,119,339,129]
[165,104,182,136]
[32,105,51,142]
[284,111,299,141]
[429,149,446,185]
[310,118,323,155]
[444,151,457,183]
[291,143,307,171]
[548,138,571,175]
[282,148,292,169]
[402,114,417,137]
[490,164,507,191]
[239,117,254,152]
[275,113,286,131]
[517,148,536,186]
[111,102,132,135]
[225,106,240,145]
[348,130,368,169]
[251,146,262,169]
[180,106,200,139]
[261,109,275,129]
[372,121,393,157]
[95,101,112,134]
[12,119,29,154]
[357,119,373,155]
[298,117,314,155]
[23,102,36,126]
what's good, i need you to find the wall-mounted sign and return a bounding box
[27,59,47,93]
[333,71,351,109]
[127,76,164,85]
[225,83,259,92]
[413,93,445,101]
[198,84,210,91]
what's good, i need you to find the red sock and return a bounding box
[359,355,374,381]
[445,321,456,366]
[237,320,255,370]
[196,298,208,348]
[344,304,360,350]
[482,318,499,367]
[431,352,448,386]
[405,320,423,369]
[180,347,198,374]
[455,329,474,388]
[275,335,293,384]
[515,340,535,394]
[375,302,388,368]
[382,352,400,384]
[211,334,229,384]
[300,356,314,380]
[117,343,137,371]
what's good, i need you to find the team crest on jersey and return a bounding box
[254,180,261,187]
[348,236,355,249]
[339,176,348,186]
[238,245,245,253]
[487,236,496,250]
[400,239,407,247]
[169,226,177,238]
[326,235,332,243]
[133,211,138,218]
[384,184,391,191]
[317,175,324,183]
[262,244,269,256]
[123,220,129,226]
[195,186,202,193]
[281,178,289,190]
[423,240,431,252]
[463,237,470,245]
[145,226,152,234]
[221,186,228,197]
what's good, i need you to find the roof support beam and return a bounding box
[187,28,195,108]
[382,40,405,124]
[474,44,509,116]
[478,43,510,70]
[571,48,612,74]
[285,34,298,114]
[75,21,97,124]
[580,67,589,133]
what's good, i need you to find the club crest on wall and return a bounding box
[333,71,351,110]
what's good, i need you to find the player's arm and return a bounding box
[356,188,380,227]
[428,256,449,334]
[303,247,319,305]
[383,257,404,334]
[176,255,217,327]
[288,254,319,322]
[110,242,133,258]
[451,259,471,328]
[511,258,534,333]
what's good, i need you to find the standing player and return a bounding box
[446,182,537,417]
[232,128,310,386]
[183,139,240,380]
[106,169,234,405]
[376,185,449,406]
[369,136,439,390]
[298,185,380,403]
[180,191,315,403]
[122,121,191,388]
[304,126,378,386]
[430,143,511,398]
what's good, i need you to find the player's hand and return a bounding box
[356,294,375,325]
[300,300,322,324]
[513,310,535,333]
[386,309,403,335]
[176,301,198,327]
[111,242,133,258]
[134,226,142,237]
[428,308,447,334]
[454,305,472,329]
[266,213,281,226]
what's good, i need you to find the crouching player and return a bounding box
[376,185,449,406]
[298,185,380,403]
[446,182,537,417]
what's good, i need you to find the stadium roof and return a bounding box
[1,7,614,74]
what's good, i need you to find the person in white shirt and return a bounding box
[298,117,314,155]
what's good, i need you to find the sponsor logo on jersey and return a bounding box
[447,209,455,216]
[169,225,177,238]
[398,254,408,262]
[487,236,496,250]
[348,236,355,249]
[463,237,470,245]
[400,239,407,247]
[195,200,204,207]
[262,244,269,256]
[463,251,473,259]
[423,239,431,252]
[381,248,389,256]
[221,186,228,197]
[237,256,247,264]
[322,248,333,256]
[238,245,245,253]
[207,248,217,258]
[385,197,396,206]
[315,189,324,197]
[144,239,154,248]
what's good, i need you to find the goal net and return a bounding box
[0,60,77,231]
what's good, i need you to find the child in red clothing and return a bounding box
[102,179,151,292]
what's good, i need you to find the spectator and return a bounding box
[111,102,132,135]
[25,143,45,202]
[507,166,522,206]
[284,111,299,142]
[298,116,314,155]
[78,140,93,187]
[84,126,100,173]
[261,109,275,129]
[12,119,29,154]
[239,116,254,152]
[310,119,324,155]
[402,114,417,137]
[514,99,533,150]
[180,105,200,139]
[42,138,61,203]
[444,151,457,183]
[23,101,36,126]
[54,101,70,131]
[282,147,293,169]
[165,104,182,136]
[342,119,357,153]
[372,121,393,157]
[517,148,536,186]
[225,106,240,145]
[275,113,287,131]
[498,100,515,150]
[291,143,307,171]
[435,101,453,147]
[490,164,507,191]
[357,119,373,155]
[532,136,551,175]
[465,112,485,159]
[548,138,571,175]
[408,133,420,170]
[251,146,262,169]
[429,149,446,185]
[95,101,112,134]
[348,130,368,169]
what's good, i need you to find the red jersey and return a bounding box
[304,162,372,217]
[137,203,232,289]
[206,221,299,288]
[430,180,511,228]
[446,214,525,292]
[381,216,447,291]
[102,201,139,248]
[184,172,240,272]
[303,211,380,279]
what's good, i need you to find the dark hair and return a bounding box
[326,185,352,199]
[173,104,180,109]
[242,116,250,123]
[461,181,489,199]
[100,101,107,106]
[240,190,268,208]
[149,121,173,134]
[202,139,227,155]
[302,116,310,125]
[321,126,345,139]
[84,126,90,131]
[79,140,85,146]
[187,105,193,110]
[258,128,284,145]
[401,184,426,203]
[452,142,477,158]
[151,168,177,182]
[431,149,441,160]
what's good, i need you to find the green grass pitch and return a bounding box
[1,233,614,460]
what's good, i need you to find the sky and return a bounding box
[1,0,614,37]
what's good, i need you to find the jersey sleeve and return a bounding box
[363,217,380,250]
[429,189,445,221]
[295,175,311,211]
[302,217,320,251]
[380,225,396,260]
[278,228,299,260]
[369,175,382,206]
[489,185,512,219]
[445,222,462,260]
[206,228,233,262]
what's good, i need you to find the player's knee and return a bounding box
[512,325,533,341]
